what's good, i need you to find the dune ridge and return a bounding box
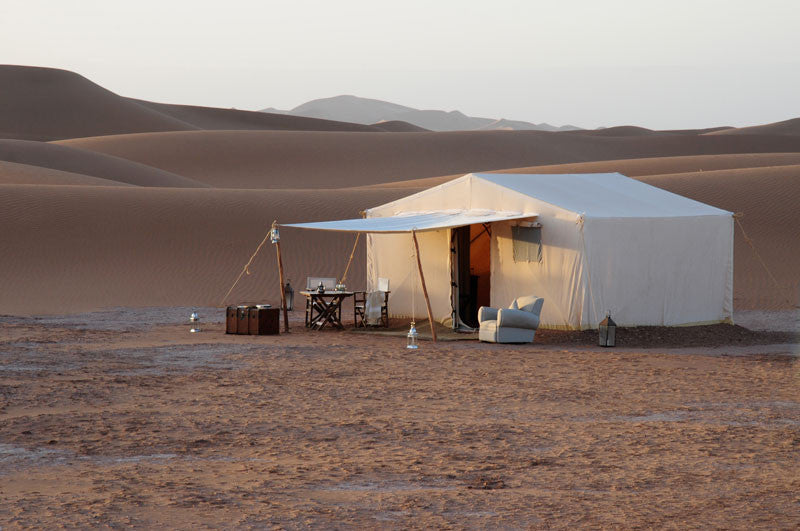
[55,130,800,189]
[0,139,208,188]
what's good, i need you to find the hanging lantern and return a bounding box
[284,279,294,311]
[598,310,616,347]
[407,321,419,349]
[189,310,201,333]
[269,225,280,244]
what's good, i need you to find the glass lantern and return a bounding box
[269,226,280,244]
[407,321,419,349]
[284,280,294,311]
[598,310,616,347]
[189,310,200,333]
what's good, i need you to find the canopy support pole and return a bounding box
[273,222,290,333]
[412,230,437,343]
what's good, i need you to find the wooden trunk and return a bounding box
[236,306,252,334]
[225,306,238,334]
[248,307,280,335]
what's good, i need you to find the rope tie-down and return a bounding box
[733,212,795,308]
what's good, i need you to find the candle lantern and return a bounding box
[598,310,616,347]
[284,280,294,311]
[407,321,419,349]
[189,310,201,333]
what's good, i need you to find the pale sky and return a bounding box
[2,0,799,129]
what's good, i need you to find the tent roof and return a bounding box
[282,209,536,233]
[470,173,731,218]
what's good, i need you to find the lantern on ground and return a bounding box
[284,280,294,311]
[598,310,616,347]
[189,310,200,333]
[407,321,419,349]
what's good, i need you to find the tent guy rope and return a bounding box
[733,213,794,308]
[220,230,271,306]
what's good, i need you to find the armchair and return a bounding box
[478,295,544,343]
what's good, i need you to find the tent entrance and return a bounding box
[451,224,491,329]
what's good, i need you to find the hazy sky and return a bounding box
[2,0,799,129]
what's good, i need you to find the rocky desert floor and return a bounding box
[0,308,797,528]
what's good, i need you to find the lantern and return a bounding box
[407,321,419,349]
[284,280,294,311]
[598,311,616,347]
[317,281,325,294]
[189,310,200,333]
[269,225,280,244]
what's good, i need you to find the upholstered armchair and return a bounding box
[478,295,544,343]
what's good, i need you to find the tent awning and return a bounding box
[281,209,537,233]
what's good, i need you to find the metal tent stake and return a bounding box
[412,230,437,343]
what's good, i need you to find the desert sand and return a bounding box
[0,309,798,528]
[1,65,799,527]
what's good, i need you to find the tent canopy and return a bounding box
[282,209,537,233]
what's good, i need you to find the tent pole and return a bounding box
[274,225,290,333]
[412,230,437,343]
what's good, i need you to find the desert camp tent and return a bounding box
[284,173,733,330]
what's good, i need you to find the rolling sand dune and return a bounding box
[707,117,800,136]
[359,153,800,189]
[56,130,800,189]
[0,184,408,315]
[0,66,198,141]
[0,160,133,187]
[0,140,207,188]
[0,66,387,142]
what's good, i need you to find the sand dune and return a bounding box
[0,184,409,315]
[0,65,388,143]
[707,117,800,136]
[0,140,207,188]
[0,65,198,141]
[56,130,800,189]
[0,160,133,187]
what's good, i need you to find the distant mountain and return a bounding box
[262,95,581,132]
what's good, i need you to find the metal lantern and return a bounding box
[189,310,201,333]
[269,226,280,244]
[598,311,616,347]
[284,280,294,311]
[407,321,419,349]
[317,281,325,294]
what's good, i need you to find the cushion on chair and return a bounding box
[514,295,543,314]
[497,308,540,330]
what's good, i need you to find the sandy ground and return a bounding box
[1,308,798,528]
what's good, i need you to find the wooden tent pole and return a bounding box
[412,230,437,343]
[273,221,289,333]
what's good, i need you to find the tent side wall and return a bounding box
[490,215,587,330]
[581,214,734,327]
[367,230,453,323]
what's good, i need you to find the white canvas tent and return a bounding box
[284,173,733,330]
